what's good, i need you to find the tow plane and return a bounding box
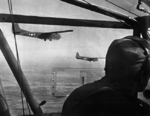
[13,23,73,41]
[76,52,105,62]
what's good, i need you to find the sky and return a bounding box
[0,0,146,71]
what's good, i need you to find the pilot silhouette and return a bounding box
[62,36,150,116]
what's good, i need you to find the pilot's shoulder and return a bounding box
[68,82,97,99]
[90,87,125,100]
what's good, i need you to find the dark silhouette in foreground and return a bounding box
[62,36,150,116]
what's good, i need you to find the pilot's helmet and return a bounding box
[105,36,150,91]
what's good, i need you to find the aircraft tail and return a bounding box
[76,52,80,59]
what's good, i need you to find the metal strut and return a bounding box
[0,78,11,116]
[0,29,44,116]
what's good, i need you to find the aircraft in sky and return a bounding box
[13,23,73,41]
[0,0,150,116]
[76,52,105,62]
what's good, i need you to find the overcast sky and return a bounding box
[0,0,145,70]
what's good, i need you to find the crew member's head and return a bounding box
[104,36,150,95]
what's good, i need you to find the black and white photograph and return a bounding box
[0,0,150,116]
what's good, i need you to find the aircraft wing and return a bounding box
[77,57,98,62]
[36,30,73,41]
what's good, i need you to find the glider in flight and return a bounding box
[76,52,105,62]
[13,23,73,41]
